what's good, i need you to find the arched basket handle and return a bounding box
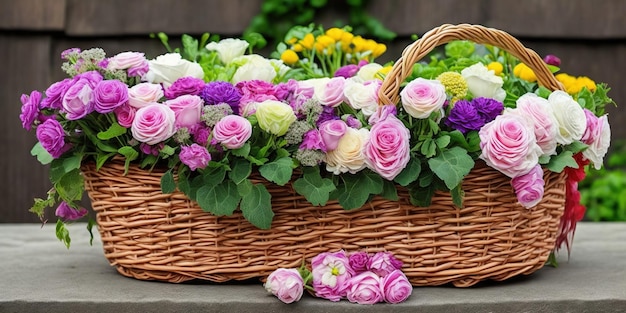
[378,23,564,105]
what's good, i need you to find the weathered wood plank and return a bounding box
[0,0,66,30]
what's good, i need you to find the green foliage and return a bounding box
[581,142,626,221]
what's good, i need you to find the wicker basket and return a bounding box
[83,24,567,287]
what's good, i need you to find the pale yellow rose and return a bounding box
[325,128,370,174]
[231,54,277,83]
[255,100,297,136]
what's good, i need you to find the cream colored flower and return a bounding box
[231,54,277,83]
[205,38,249,64]
[461,63,505,102]
[255,100,297,136]
[144,53,204,88]
[325,127,370,175]
[548,90,586,145]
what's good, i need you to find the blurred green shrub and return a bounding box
[581,141,626,221]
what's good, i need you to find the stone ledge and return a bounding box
[0,223,624,313]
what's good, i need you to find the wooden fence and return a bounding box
[1,0,624,222]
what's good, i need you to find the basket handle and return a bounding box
[378,24,564,105]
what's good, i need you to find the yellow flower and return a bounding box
[577,76,597,92]
[556,73,596,94]
[487,62,503,76]
[513,63,537,82]
[376,65,393,79]
[436,71,468,100]
[363,39,378,53]
[314,35,336,53]
[292,43,304,53]
[300,33,315,50]
[325,28,344,41]
[280,50,299,65]
[351,36,367,52]
[286,37,298,45]
[339,32,354,52]
[372,43,387,59]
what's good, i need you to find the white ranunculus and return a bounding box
[299,77,331,102]
[461,62,506,102]
[356,63,383,81]
[584,115,611,170]
[205,38,249,64]
[231,54,277,83]
[325,127,370,175]
[343,78,381,117]
[269,59,291,78]
[548,90,587,145]
[144,53,204,88]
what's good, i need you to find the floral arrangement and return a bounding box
[264,250,412,304]
[19,25,613,254]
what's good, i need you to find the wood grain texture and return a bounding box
[0,0,66,30]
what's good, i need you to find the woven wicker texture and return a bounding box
[85,24,568,287]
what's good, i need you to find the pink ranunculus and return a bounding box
[311,250,354,302]
[581,110,611,170]
[367,251,403,277]
[364,116,411,180]
[318,76,346,107]
[36,119,70,158]
[93,79,129,113]
[511,164,545,208]
[128,83,164,108]
[264,268,304,304]
[400,77,446,119]
[512,93,558,156]
[165,94,203,128]
[479,113,543,178]
[319,119,347,151]
[131,103,176,145]
[179,144,211,171]
[212,115,252,149]
[114,103,136,128]
[348,251,370,274]
[107,51,149,77]
[345,271,383,305]
[62,71,102,120]
[55,201,88,221]
[381,269,413,304]
[236,80,279,105]
[20,90,42,130]
[300,129,326,152]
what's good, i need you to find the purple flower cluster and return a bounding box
[201,81,242,114]
[444,97,503,133]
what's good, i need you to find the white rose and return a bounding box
[583,114,611,170]
[400,77,446,119]
[356,63,383,81]
[343,78,380,116]
[231,54,277,83]
[144,53,204,88]
[548,90,586,145]
[205,38,249,64]
[325,127,370,175]
[461,62,506,102]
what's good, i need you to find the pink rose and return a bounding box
[128,83,164,108]
[165,94,203,128]
[131,103,176,145]
[381,269,412,304]
[36,119,70,158]
[512,93,558,156]
[264,268,304,304]
[348,251,370,274]
[511,164,545,208]
[479,114,543,178]
[62,71,102,120]
[367,251,403,277]
[93,79,129,113]
[212,115,252,149]
[319,120,347,151]
[311,250,354,302]
[368,105,397,126]
[318,76,346,107]
[581,110,611,170]
[114,103,136,128]
[107,51,149,77]
[364,116,410,180]
[345,272,383,305]
[400,78,446,119]
[179,144,211,171]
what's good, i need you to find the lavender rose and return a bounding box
[511,164,545,208]
[444,100,484,134]
[131,103,176,145]
[55,201,88,221]
[165,94,203,128]
[40,78,70,109]
[264,268,305,304]
[364,116,411,180]
[36,119,69,158]
[20,90,42,130]
[319,119,348,151]
[581,109,611,170]
[62,71,103,120]
[318,76,346,107]
[367,251,403,277]
[164,77,206,99]
[400,78,446,119]
[511,93,558,156]
[93,79,129,113]
[212,115,252,149]
[345,272,383,305]
[179,144,211,171]
[381,269,413,304]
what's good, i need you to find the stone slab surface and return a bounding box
[0,223,624,312]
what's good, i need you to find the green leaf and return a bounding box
[466,131,481,152]
[55,168,84,203]
[428,146,474,190]
[117,146,139,173]
[87,219,96,246]
[259,157,293,186]
[381,180,399,201]
[30,142,53,165]
[202,166,226,186]
[451,184,464,208]
[56,219,71,249]
[237,178,254,197]
[564,141,589,154]
[96,152,115,169]
[240,184,274,229]
[181,34,199,61]
[160,170,176,194]
[177,169,191,196]
[97,122,127,140]
[63,154,83,172]
[229,158,252,185]
[394,158,421,186]
[337,171,383,210]
[435,135,451,149]
[232,143,251,157]
[292,167,336,206]
[419,169,433,188]
[409,184,435,207]
[196,180,241,216]
[243,32,267,50]
[159,145,176,158]
[420,138,437,158]
[547,150,579,173]
[538,154,551,164]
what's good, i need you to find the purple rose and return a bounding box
[62,71,103,120]
[343,115,362,129]
[264,268,304,304]
[235,80,277,114]
[201,81,242,114]
[212,115,252,149]
[345,271,383,305]
[316,105,339,126]
[319,120,347,151]
[381,269,412,304]
[367,251,403,277]
[93,79,129,113]
[444,100,485,134]
[364,116,411,180]
[472,97,503,123]
[36,119,69,158]
[20,90,42,130]
[300,129,326,152]
[311,250,354,301]
[55,201,88,221]
[131,103,176,145]
[114,103,136,128]
[179,144,211,171]
[164,76,206,99]
[511,164,545,208]
[348,251,370,274]
[165,94,204,128]
[543,54,561,67]
[41,78,71,109]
